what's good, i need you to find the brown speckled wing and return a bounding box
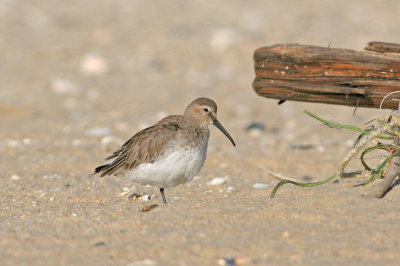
[96,115,184,177]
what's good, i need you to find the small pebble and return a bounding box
[85,127,111,137]
[22,138,32,145]
[245,122,265,132]
[72,139,83,146]
[282,231,290,238]
[252,183,270,189]
[51,78,81,95]
[10,174,21,180]
[209,27,237,52]
[127,259,158,266]
[317,146,325,153]
[290,143,313,150]
[80,53,109,75]
[218,257,251,265]
[94,241,106,247]
[207,177,227,186]
[6,140,20,148]
[245,122,265,138]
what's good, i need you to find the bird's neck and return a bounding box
[184,119,209,145]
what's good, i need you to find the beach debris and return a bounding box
[252,183,270,189]
[93,241,106,247]
[266,109,400,198]
[282,231,290,238]
[10,174,21,180]
[218,257,251,265]
[245,122,265,137]
[290,143,314,150]
[127,259,158,266]
[22,138,32,145]
[6,139,21,148]
[141,204,158,212]
[209,27,237,52]
[245,122,265,132]
[80,53,109,75]
[128,192,152,202]
[72,139,83,146]
[51,78,81,95]
[207,177,227,186]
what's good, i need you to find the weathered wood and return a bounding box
[373,152,400,198]
[253,43,400,109]
[365,41,400,53]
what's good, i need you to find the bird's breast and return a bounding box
[184,131,209,179]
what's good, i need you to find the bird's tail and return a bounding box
[93,164,109,175]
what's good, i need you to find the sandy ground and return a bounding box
[2,1,400,265]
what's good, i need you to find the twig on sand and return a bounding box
[258,165,301,182]
[374,147,400,198]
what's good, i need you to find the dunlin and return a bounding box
[94,98,235,204]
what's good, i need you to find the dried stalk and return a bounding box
[337,121,395,178]
[374,136,400,198]
[269,110,400,198]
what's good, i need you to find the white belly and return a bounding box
[125,137,209,188]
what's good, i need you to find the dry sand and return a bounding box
[1,1,400,265]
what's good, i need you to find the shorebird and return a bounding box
[94,97,235,204]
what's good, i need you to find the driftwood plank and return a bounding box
[365,41,400,53]
[253,43,400,109]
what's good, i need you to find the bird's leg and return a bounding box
[159,188,167,204]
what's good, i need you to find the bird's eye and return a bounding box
[203,108,209,112]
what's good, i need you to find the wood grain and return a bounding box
[253,43,400,109]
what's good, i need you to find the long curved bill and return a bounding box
[213,119,236,146]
